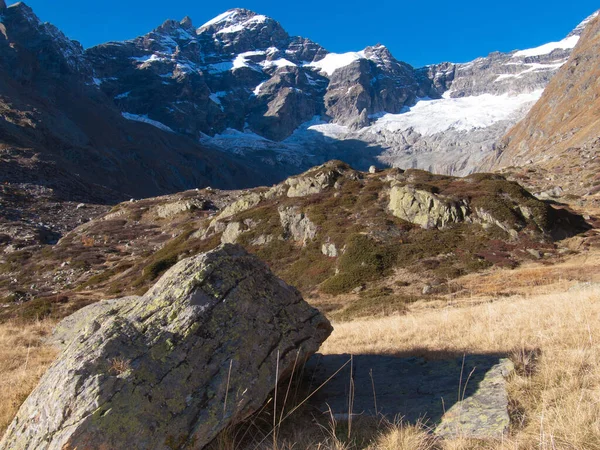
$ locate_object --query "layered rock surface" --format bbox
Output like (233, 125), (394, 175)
(0, 244), (332, 450)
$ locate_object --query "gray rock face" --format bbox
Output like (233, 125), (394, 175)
(278, 206), (317, 245)
(389, 185), (468, 229)
(321, 242), (338, 257)
(1, 244), (332, 450)
(324, 46), (423, 129)
(285, 161), (358, 197)
(84, 10), (433, 142)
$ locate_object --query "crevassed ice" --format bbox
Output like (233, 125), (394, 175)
(366, 90), (544, 136)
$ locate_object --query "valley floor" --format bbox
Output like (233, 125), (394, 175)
(2, 250), (600, 449)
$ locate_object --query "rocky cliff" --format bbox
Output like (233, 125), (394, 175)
(488, 13), (600, 199)
(0, 3), (291, 201)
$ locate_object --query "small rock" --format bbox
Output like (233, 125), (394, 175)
(368, 165), (377, 174)
(351, 285), (364, 294)
(526, 249), (542, 259)
(321, 242), (338, 258)
(279, 206), (317, 246)
(76, 203), (85, 210)
(422, 284), (432, 295)
(221, 221), (244, 244)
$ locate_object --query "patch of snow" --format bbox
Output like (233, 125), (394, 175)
(494, 62), (566, 82)
(199, 10), (239, 29)
(305, 73), (320, 86)
(215, 14), (267, 34)
(114, 91), (131, 100)
(131, 54), (166, 64)
(261, 58), (297, 69)
(209, 92), (227, 110)
(92, 77), (102, 86)
(202, 128), (278, 155)
(175, 62), (200, 74)
(217, 23), (245, 34)
(513, 35), (579, 58)
(306, 51), (366, 76)
(122, 112), (174, 133)
(206, 61), (233, 73)
(231, 51), (266, 71)
(253, 82), (266, 96)
(369, 90), (544, 136)
(306, 122), (350, 139)
(211, 128), (270, 141)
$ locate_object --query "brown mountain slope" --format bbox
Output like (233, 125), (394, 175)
(488, 14), (600, 199)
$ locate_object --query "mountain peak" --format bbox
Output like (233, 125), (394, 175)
(180, 16), (193, 29)
(197, 8), (275, 35)
(198, 8), (258, 30)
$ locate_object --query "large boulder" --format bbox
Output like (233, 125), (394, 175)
(1, 244), (332, 450)
(388, 185), (468, 229)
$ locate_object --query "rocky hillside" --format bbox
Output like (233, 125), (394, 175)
(488, 13), (600, 203)
(1, 162), (590, 322)
(0, 2), (292, 200)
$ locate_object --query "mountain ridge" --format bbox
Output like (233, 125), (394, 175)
(82, 5), (599, 175)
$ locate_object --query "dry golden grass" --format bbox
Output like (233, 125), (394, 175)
(0, 319), (57, 435)
(457, 250), (600, 299)
(3, 255), (600, 449)
(321, 285), (600, 449)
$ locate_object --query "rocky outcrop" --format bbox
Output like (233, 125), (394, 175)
(221, 221), (244, 243)
(154, 199), (208, 219)
(324, 46), (422, 129)
(285, 161), (358, 197)
(1, 244), (332, 450)
(389, 185), (468, 229)
(214, 192), (263, 221)
(278, 206), (317, 245)
(321, 242), (338, 257)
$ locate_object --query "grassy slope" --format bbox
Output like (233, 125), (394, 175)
(2, 252), (600, 448)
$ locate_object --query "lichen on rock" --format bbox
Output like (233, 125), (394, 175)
(388, 185), (468, 229)
(1, 244), (332, 450)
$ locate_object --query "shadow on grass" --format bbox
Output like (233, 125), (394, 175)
(303, 350), (508, 426)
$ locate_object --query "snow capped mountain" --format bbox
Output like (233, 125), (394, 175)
(82, 6), (599, 175)
(2, 2), (598, 184)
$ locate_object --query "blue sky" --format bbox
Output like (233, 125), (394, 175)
(21, 0), (599, 67)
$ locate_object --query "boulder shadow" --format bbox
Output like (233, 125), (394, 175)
(302, 351), (509, 428)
